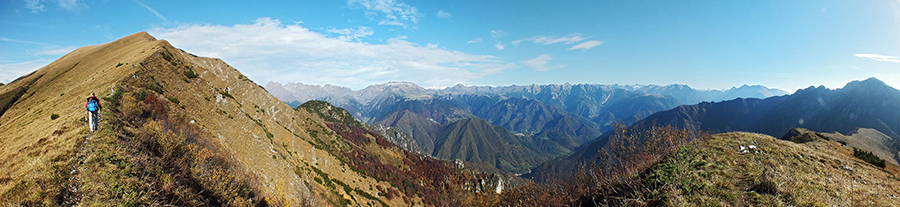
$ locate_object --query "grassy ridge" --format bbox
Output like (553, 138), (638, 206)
(491, 127), (900, 206)
(74, 85), (262, 206)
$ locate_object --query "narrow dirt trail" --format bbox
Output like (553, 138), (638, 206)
(58, 132), (91, 206)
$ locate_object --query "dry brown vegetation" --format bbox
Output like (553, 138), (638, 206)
(489, 125), (900, 206)
(29, 84), (266, 206)
(300, 100), (519, 206)
(463, 124), (707, 206)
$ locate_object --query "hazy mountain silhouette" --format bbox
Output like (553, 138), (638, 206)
(530, 78), (900, 181)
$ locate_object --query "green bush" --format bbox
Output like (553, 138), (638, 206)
(50, 113), (59, 120)
(166, 96), (180, 105)
(218, 90), (234, 99)
(854, 148), (886, 168)
(183, 69), (199, 79)
(159, 51), (173, 62)
(147, 83), (163, 94)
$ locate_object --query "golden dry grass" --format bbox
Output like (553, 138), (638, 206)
(0, 32), (162, 205)
(0, 31), (518, 206)
(641, 131), (900, 206)
(0, 32), (438, 206)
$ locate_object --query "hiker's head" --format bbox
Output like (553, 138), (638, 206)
(90, 92), (95, 97)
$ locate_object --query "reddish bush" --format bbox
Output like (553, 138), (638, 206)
(107, 85), (259, 206)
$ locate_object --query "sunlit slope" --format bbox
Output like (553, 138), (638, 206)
(640, 131), (900, 206)
(0, 32), (162, 203)
(0, 32), (505, 206)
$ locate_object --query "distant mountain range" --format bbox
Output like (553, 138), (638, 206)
(1, 32), (522, 206)
(267, 81), (789, 133)
(267, 81), (789, 173)
(530, 77), (900, 181)
(7, 31), (896, 206)
(269, 82), (788, 123)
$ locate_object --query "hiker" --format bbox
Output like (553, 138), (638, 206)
(85, 92), (101, 132)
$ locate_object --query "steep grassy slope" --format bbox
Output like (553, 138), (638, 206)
(376, 110), (441, 154)
(0, 32), (170, 205)
(630, 131), (900, 206)
(0, 32), (507, 206)
(297, 100), (519, 205)
(434, 118), (550, 174)
(496, 128), (900, 206)
(535, 78), (900, 182)
(787, 128), (898, 165)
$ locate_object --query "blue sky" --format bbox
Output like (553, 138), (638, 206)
(2, 0), (899, 92)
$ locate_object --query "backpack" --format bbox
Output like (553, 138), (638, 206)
(87, 99), (99, 112)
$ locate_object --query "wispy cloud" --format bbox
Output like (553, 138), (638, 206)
(512, 34), (586, 46)
(0, 59), (51, 84)
(36, 46), (77, 55)
(521, 54), (564, 71)
(57, 0), (86, 11)
(25, 0), (46, 13)
(133, 0), (170, 23)
(151, 18), (513, 89)
(495, 42), (505, 50)
(0, 37), (52, 45)
(0, 20), (54, 29)
(327, 26), (373, 42)
(466, 38), (483, 44)
(854, 53), (900, 63)
(22, 0), (86, 13)
(567, 40), (604, 50)
(436, 10), (452, 19)
(490, 30), (507, 38)
(348, 0), (421, 29)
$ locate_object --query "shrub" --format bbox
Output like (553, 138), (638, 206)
(183, 69), (198, 79)
(218, 90), (234, 100)
(147, 83), (163, 94)
(159, 51), (173, 62)
(166, 96), (179, 105)
(101, 85), (124, 112)
(103, 87), (261, 206)
(50, 113), (59, 120)
(137, 90), (147, 101)
(854, 148), (886, 168)
(493, 124), (708, 206)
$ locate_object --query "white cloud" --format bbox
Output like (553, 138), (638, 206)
(567, 40), (604, 50)
(0, 37), (51, 45)
(495, 42), (505, 50)
(25, 0), (46, 13)
(521, 54), (564, 71)
(466, 38), (483, 44)
(326, 26), (374, 42)
(426, 43), (439, 49)
(57, 0), (86, 11)
(151, 18), (513, 89)
(436, 10), (452, 19)
(0, 59), (51, 84)
(490, 30), (507, 38)
(513, 34), (586, 46)
(854, 53), (900, 63)
(348, 0), (421, 29)
(36, 46), (77, 55)
(22, 0), (85, 13)
(134, 0), (170, 23)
